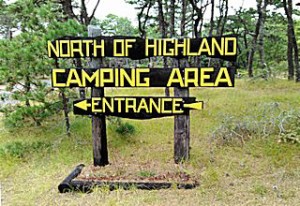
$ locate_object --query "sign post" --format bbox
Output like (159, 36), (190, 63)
(174, 60), (190, 163)
(88, 26), (109, 166)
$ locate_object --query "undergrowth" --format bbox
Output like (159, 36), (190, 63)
(211, 102), (300, 145)
(0, 140), (51, 158)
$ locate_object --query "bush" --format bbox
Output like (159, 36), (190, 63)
(0, 141), (51, 158)
(108, 117), (136, 136)
(212, 103), (300, 146)
(115, 122), (135, 135)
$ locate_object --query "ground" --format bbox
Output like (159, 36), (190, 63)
(0, 79), (299, 205)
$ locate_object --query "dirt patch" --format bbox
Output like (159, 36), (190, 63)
(76, 160), (199, 185)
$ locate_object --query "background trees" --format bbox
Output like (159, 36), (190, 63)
(0, 0), (84, 129)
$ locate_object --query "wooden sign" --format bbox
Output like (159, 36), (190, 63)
(52, 67), (235, 88)
(48, 35), (237, 62)
(73, 97), (203, 119)
(48, 31), (238, 165)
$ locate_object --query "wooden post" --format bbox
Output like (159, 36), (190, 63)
(88, 26), (109, 166)
(174, 67), (190, 164)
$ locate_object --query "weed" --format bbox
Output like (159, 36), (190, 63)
(252, 184), (268, 196)
(108, 117), (136, 136)
(138, 170), (156, 178)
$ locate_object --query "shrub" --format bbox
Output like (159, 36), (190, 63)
(0, 141), (51, 158)
(108, 117), (136, 136)
(211, 103), (300, 145)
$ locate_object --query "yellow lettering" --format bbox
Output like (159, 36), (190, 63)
(66, 69), (82, 86)
(200, 68), (214, 87)
(60, 40), (70, 57)
(145, 39), (157, 56)
(173, 99), (184, 114)
(82, 39), (93, 56)
(136, 68), (150, 87)
(167, 68), (184, 87)
(149, 98), (160, 113)
(52, 69), (66, 87)
(137, 98), (149, 113)
(187, 38), (197, 56)
(125, 98), (137, 113)
(99, 69), (114, 87)
(211, 38), (224, 56)
(70, 40), (84, 57)
(125, 39), (136, 56)
(161, 98), (172, 114)
(94, 39), (105, 57)
(163, 39), (175, 56)
(184, 68), (198, 87)
(225, 37), (237, 56)
(114, 39), (125, 56)
(92, 98), (101, 112)
(103, 98), (114, 113)
(81, 69), (99, 87)
(198, 38), (211, 56)
(119, 69), (135, 87)
(48, 41), (59, 57)
(215, 67), (233, 86)
(174, 39), (187, 56)
(115, 98), (125, 113)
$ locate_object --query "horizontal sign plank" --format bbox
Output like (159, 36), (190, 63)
(48, 36), (237, 61)
(73, 97), (203, 119)
(52, 67), (235, 88)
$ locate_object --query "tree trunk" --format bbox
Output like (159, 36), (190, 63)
(55, 60), (70, 135)
(209, 0), (215, 36)
(257, 0), (267, 75)
(171, 0), (175, 36)
(283, 0), (300, 82)
(287, 24), (294, 80)
(61, 90), (71, 136)
(247, 0), (263, 78)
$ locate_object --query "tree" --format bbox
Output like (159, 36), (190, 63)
(283, 0), (300, 82)
(96, 14), (139, 36)
(0, 0), (84, 129)
(247, 0), (268, 78)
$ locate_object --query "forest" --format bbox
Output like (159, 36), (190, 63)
(0, 0), (299, 205)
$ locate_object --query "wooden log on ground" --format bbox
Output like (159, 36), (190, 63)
(69, 180), (198, 192)
(58, 164), (85, 193)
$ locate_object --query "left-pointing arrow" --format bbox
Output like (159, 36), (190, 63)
(74, 100), (91, 111)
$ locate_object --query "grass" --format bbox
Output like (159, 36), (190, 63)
(0, 78), (300, 205)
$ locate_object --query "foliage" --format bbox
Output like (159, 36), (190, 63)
(212, 103), (300, 145)
(1, 79), (300, 205)
(108, 117), (136, 136)
(94, 14), (139, 36)
(0, 141), (51, 158)
(0, 0), (84, 128)
(138, 170), (156, 177)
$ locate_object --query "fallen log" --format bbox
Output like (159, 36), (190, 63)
(58, 164), (85, 193)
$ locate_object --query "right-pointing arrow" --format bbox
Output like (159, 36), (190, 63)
(74, 100), (91, 111)
(183, 102), (203, 110)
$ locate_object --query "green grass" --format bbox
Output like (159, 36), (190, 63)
(0, 79), (300, 205)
